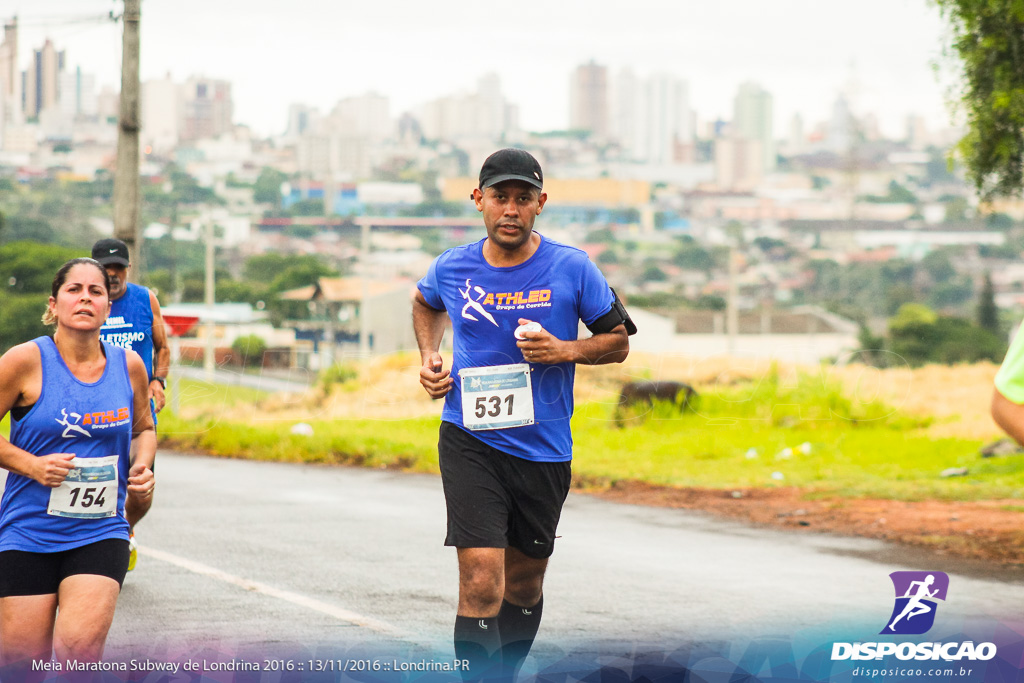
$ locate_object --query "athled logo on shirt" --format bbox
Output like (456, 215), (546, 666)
(460, 279), (551, 326)
(55, 406), (130, 438)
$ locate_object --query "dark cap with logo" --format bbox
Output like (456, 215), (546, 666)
(91, 238), (130, 267)
(478, 148), (543, 192)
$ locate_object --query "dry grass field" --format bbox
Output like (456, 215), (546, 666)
(199, 351), (1004, 443)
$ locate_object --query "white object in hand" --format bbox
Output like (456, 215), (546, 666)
(514, 321), (543, 339)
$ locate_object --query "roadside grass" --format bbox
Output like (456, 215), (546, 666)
(157, 371), (1024, 503)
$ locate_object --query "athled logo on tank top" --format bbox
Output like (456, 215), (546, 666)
(459, 279), (551, 325)
(55, 406), (130, 438)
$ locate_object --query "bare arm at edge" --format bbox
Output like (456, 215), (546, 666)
(412, 290), (453, 399)
(126, 351), (157, 471)
(149, 290), (170, 412)
(991, 388), (1024, 447)
(0, 343), (75, 486)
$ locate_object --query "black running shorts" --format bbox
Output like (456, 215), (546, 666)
(0, 538), (130, 597)
(438, 421), (572, 559)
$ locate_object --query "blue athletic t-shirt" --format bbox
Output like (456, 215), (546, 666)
(0, 337), (133, 552)
(417, 234), (614, 462)
(100, 282), (155, 380)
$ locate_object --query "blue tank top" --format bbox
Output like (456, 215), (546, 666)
(0, 337), (133, 552)
(418, 235), (614, 462)
(100, 282), (155, 380)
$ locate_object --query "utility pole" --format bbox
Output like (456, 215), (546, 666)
(204, 220), (216, 382)
(112, 0), (141, 275)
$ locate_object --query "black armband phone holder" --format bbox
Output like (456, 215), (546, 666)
(586, 288), (637, 336)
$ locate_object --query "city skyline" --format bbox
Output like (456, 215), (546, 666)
(10, 0), (956, 139)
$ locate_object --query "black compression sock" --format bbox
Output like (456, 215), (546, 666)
(454, 615), (501, 681)
(498, 596), (543, 680)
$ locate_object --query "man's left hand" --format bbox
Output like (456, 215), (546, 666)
(127, 462), (154, 499)
(149, 380), (166, 413)
(515, 318), (568, 364)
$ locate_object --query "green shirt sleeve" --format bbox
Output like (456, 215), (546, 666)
(995, 324), (1024, 403)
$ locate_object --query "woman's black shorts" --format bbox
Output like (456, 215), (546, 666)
(0, 538), (130, 597)
(438, 421), (572, 559)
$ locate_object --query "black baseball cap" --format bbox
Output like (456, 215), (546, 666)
(478, 148), (543, 192)
(92, 238), (130, 267)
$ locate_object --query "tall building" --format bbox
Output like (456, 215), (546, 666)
(715, 136), (763, 190)
(417, 74), (518, 143)
(180, 76), (232, 141)
(142, 75), (182, 152)
(569, 60), (609, 140)
(643, 73), (692, 163)
(285, 103), (317, 140)
(58, 66), (97, 119)
(0, 16), (19, 124)
(827, 94), (855, 152)
(906, 114), (929, 150)
(733, 82), (774, 172)
(24, 38), (64, 119)
(610, 69), (693, 164)
(330, 92), (391, 141)
(610, 68), (641, 155)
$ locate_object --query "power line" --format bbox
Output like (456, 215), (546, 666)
(13, 13), (115, 28)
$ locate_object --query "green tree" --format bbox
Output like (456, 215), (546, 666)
(231, 334), (267, 367)
(254, 167), (289, 205)
(0, 217), (61, 246)
(693, 294), (726, 311)
(928, 277), (975, 309)
(888, 304), (940, 366)
(944, 196), (970, 222)
(921, 250), (956, 283)
(243, 254), (337, 289)
(289, 199), (324, 217)
(269, 261), (339, 293)
(640, 264), (668, 282)
(888, 180), (919, 203)
(887, 303), (1005, 365)
(0, 242), (81, 294)
(0, 294), (50, 353)
(932, 317), (1006, 364)
(673, 244), (714, 271)
(934, 0), (1024, 199)
(885, 283), (917, 315)
(985, 212), (1015, 229)
(977, 271), (1000, 333)
(585, 228), (616, 244)
(857, 323), (888, 367)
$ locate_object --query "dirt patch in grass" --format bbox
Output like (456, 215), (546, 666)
(584, 480), (1024, 566)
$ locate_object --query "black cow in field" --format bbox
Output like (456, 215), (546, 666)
(618, 380), (697, 412)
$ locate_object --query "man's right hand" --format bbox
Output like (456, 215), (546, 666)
(419, 352), (453, 399)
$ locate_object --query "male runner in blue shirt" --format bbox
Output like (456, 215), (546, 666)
(414, 148), (633, 681)
(91, 238), (169, 571)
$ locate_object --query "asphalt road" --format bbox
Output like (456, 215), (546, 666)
(97, 451), (1024, 679)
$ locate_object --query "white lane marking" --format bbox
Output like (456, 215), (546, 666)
(140, 546), (409, 638)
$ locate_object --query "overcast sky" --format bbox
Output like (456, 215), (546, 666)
(10, 0), (961, 139)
